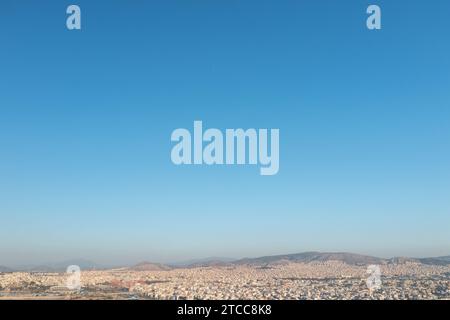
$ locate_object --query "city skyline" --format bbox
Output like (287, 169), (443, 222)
(1, 256), (449, 300)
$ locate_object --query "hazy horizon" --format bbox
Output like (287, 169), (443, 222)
(3, 248), (450, 269)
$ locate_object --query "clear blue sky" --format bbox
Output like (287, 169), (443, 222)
(0, 0), (449, 266)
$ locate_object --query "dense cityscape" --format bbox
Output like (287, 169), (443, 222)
(1, 261), (449, 300)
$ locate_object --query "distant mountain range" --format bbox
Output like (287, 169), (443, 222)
(2, 252), (450, 273)
(2, 259), (105, 273)
(234, 252), (385, 266)
(419, 256), (450, 265)
(389, 255), (450, 266)
(170, 257), (235, 268)
(235, 252), (450, 267)
(130, 252), (450, 270)
(129, 261), (172, 271)
(0, 266), (13, 273)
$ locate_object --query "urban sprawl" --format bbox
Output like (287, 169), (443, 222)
(0, 261), (449, 300)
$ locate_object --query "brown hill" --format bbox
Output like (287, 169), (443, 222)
(129, 261), (172, 271)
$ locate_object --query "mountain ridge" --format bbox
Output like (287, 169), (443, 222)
(129, 261), (172, 271)
(3, 252), (450, 271)
(0, 266), (13, 273)
(234, 251), (385, 266)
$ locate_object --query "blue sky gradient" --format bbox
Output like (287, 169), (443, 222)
(1, 0), (449, 266)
